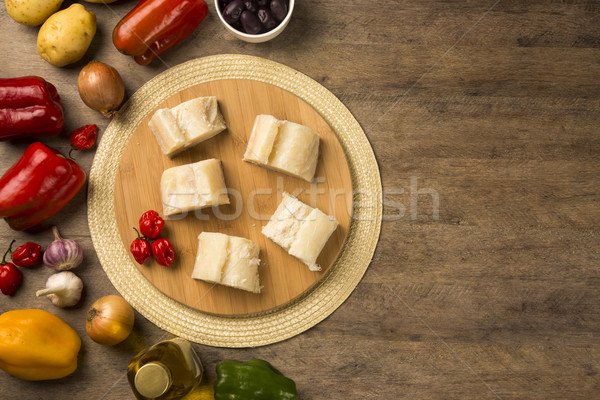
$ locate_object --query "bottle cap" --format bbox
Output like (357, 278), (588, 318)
(134, 362), (172, 398)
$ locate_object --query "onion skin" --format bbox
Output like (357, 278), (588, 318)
(86, 295), (134, 346)
(78, 62), (125, 118)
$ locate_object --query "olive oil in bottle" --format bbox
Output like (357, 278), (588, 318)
(127, 338), (203, 400)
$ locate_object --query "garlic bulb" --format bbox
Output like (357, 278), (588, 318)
(36, 271), (84, 308)
(43, 226), (83, 270)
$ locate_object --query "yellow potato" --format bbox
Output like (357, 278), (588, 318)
(37, 4), (96, 67)
(5, 0), (63, 26)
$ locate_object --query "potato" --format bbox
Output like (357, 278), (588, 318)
(37, 4), (96, 67)
(5, 0), (63, 26)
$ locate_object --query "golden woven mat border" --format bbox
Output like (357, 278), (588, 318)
(88, 54), (382, 348)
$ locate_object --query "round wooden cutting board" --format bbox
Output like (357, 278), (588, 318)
(114, 79), (352, 316)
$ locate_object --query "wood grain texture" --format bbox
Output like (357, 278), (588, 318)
(0, 0), (599, 399)
(114, 79), (352, 315)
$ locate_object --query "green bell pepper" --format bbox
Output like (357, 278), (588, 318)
(214, 359), (298, 400)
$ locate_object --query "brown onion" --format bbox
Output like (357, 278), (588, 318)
(86, 295), (134, 345)
(78, 61), (125, 118)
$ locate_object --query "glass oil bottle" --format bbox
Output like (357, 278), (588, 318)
(127, 338), (203, 400)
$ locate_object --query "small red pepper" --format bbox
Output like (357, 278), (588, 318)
(113, 0), (208, 65)
(0, 142), (87, 231)
(11, 241), (42, 267)
(0, 76), (64, 141)
(70, 124), (97, 155)
(130, 228), (152, 264)
(139, 210), (164, 239)
(0, 241), (22, 295)
(151, 238), (174, 266)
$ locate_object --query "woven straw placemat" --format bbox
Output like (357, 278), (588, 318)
(88, 54), (382, 347)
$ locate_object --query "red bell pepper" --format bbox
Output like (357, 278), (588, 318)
(0, 76), (64, 141)
(113, 0), (208, 65)
(0, 142), (86, 231)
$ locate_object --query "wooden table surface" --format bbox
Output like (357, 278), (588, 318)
(1, 1), (599, 399)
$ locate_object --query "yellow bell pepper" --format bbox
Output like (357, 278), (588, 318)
(0, 309), (81, 380)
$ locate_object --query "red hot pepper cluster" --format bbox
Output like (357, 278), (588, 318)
(0, 240), (42, 296)
(130, 210), (174, 267)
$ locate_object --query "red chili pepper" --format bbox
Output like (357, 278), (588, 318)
(151, 237), (174, 266)
(0, 142), (87, 231)
(11, 241), (42, 267)
(113, 0), (208, 65)
(70, 124), (97, 153)
(139, 210), (164, 239)
(0, 241), (22, 295)
(0, 76), (64, 141)
(130, 228), (152, 264)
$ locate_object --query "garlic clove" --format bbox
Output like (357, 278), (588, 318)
(36, 271), (83, 308)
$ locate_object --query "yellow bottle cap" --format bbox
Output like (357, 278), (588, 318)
(135, 362), (172, 398)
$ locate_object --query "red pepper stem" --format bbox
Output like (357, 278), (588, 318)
(52, 225), (63, 241)
(68, 146), (77, 160)
(133, 227), (144, 240)
(2, 239), (16, 264)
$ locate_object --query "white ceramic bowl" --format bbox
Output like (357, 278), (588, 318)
(214, 0), (295, 43)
